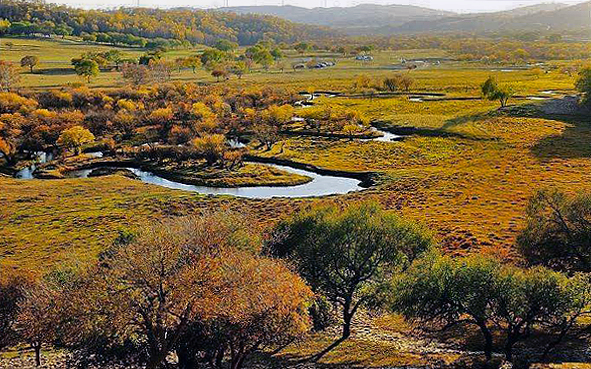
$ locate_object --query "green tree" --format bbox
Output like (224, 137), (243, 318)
(294, 42), (310, 54)
(575, 66), (591, 105)
(73, 59), (99, 83)
(481, 77), (514, 108)
(518, 189), (591, 272)
(393, 253), (591, 362)
(200, 49), (226, 67)
(214, 39), (238, 52)
(267, 202), (433, 342)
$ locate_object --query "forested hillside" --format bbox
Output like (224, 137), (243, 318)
(0, 0), (337, 47)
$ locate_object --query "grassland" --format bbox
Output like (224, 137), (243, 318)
(2, 36), (589, 265)
(2, 35), (591, 367)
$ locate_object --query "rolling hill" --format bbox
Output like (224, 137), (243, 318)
(219, 4), (454, 35)
(219, 2), (590, 35)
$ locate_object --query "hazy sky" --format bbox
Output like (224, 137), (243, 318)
(51, 0), (587, 13)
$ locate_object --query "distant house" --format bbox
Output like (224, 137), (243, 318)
(355, 55), (373, 61)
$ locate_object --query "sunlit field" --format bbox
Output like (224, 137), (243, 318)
(2, 28), (591, 369)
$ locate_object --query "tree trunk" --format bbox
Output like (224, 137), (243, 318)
(176, 346), (197, 369)
(504, 335), (515, 362)
(477, 323), (493, 361)
(33, 343), (41, 367)
(342, 308), (353, 340)
(215, 346), (225, 369)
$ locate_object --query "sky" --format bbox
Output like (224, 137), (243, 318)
(51, 0), (587, 14)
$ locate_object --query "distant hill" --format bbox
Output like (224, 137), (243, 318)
(219, 4), (454, 35)
(394, 2), (589, 33)
(0, 0), (338, 46)
(219, 2), (590, 35)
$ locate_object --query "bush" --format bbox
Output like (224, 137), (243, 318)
(0, 92), (38, 114)
(392, 253), (591, 362)
(518, 189), (591, 272)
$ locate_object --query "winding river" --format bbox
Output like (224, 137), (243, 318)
(67, 164), (365, 199)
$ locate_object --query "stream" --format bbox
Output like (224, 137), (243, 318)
(66, 163), (365, 199)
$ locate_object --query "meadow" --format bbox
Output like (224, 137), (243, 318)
(0, 34), (588, 270)
(2, 34), (591, 368)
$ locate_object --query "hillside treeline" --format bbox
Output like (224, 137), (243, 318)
(0, 0), (337, 47)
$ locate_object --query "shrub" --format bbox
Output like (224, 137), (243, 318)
(57, 125), (95, 155)
(191, 133), (226, 166)
(393, 253), (591, 362)
(0, 92), (37, 114)
(0, 61), (21, 92)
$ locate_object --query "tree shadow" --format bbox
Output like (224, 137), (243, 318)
(306, 337), (347, 363)
(248, 339), (365, 369)
(504, 101), (591, 161)
(440, 112), (496, 139)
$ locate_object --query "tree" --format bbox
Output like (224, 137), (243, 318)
(73, 59), (99, 83)
(0, 271), (33, 352)
(70, 217), (229, 369)
(229, 61), (247, 79)
(16, 280), (61, 366)
(176, 254), (312, 369)
(57, 125), (94, 155)
(267, 202), (433, 342)
(200, 49), (226, 67)
(393, 254), (500, 361)
(0, 61), (20, 92)
(575, 66), (591, 106)
(481, 77), (514, 108)
(517, 189), (591, 272)
(56, 214), (305, 369)
(211, 69), (228, 82)
(183, 56), (201, 73)
(120, 62), (150, 85)
(214, 39), (238, 52)
(54, 24), (73, 38)
(294, 42), (310, 54)
(393, 253), (591, 362)
(191, 134), (226, 166)
(20, 55), (39, 73)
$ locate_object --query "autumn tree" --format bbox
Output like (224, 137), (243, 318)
(57, 125), (94, 155)
(183, 56), (201, 73)
(191, 133), (226, 166)
(120, 62), (150, 85)
(113, 109), (137, 138)
(176, 254), (312, 369)
(0, 271), (33, 352)
(267, 202), (433, 342)
(211, 68), (229, 82)
(20, 55), (39, 73)
(56, 213), (308, 369)
(70, 217), (229, 369)
(16, 280), (62, 366)
(0, 61), (21, 92)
